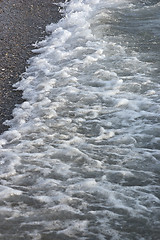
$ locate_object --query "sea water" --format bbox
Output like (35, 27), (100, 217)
(0, 0), (160, 239)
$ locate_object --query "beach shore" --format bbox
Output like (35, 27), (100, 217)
(0, 0), (62, 134)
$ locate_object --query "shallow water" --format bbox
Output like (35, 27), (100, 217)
(0, 0), (160, 239)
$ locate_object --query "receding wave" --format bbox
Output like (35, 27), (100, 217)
(0, 0), (160, 239)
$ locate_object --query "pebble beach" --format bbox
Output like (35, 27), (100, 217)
(0, 0), (62, 133)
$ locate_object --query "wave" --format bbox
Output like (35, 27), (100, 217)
(0, 0), (160, 239)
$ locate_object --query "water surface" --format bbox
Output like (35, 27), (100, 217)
(0, 0), (160, 239)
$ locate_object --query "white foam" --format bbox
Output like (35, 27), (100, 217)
(0, 186), (22, 199)
(0, 0), (160, 238)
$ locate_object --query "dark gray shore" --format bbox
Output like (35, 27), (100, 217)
(0, 0), (62, 134)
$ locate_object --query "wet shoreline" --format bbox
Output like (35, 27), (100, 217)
(0, 0), (62, 134)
